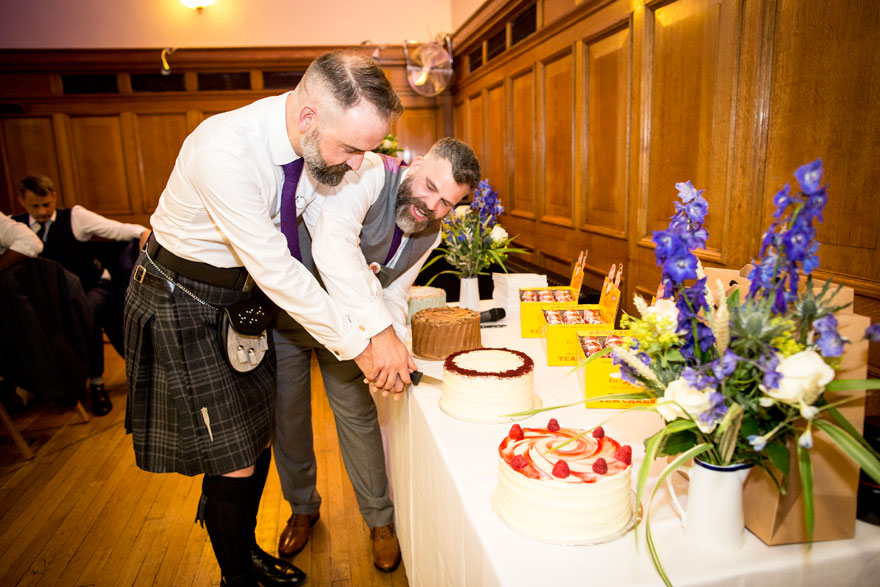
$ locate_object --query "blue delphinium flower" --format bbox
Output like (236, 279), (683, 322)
(795, 159), (824, 194)
(759, 353), (781, 389)
(471, 179), (503, 226)
(866, 324), (880, 342)
(700, 392), (728, 428)
(813, 314), (845, 358)
(653, 180), (709, 296)
(748, 159), (827, 315)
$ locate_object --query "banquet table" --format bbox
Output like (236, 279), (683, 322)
(375, 301), (880, 586)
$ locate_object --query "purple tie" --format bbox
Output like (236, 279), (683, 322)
(280, 158), (305, 261)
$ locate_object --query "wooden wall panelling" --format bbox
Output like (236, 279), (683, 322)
(393, 107), (440, 159)
(485, 82), (507, 193)
(119, 112), (144, 221)
(510, 67), (537, 222)
(539, 48), (575, 227)
(453, 99), (467, 146)
(583, 26), (630, 239)
(467, 92), (486, 169)
(632, 0), (741, 301)
(67, 115), (132, 215)
(133, 113), (188, 216)
(0, 117), (61, 213)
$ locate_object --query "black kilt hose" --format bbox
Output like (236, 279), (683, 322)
(123, 250), (275, 476)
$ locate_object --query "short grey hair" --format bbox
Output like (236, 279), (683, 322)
(427, 138), (481, 189)
(304, 50), (403, 120)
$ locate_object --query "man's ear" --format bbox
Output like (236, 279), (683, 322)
(298, 105), (316, 134)
(408, 155), (424, 170)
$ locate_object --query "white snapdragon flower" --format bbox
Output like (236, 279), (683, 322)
(644, 298), (680, 335)
(454, 205), (470, 218)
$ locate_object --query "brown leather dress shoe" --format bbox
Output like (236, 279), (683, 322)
(370, 524), (401, 572)
(278, 512), (319, 557)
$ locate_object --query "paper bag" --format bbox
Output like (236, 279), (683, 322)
(743, 311), (870, 544)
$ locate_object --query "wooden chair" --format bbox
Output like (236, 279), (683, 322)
(0, 380), (90, 461)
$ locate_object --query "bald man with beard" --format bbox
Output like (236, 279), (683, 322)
(123, 50), (407, 587)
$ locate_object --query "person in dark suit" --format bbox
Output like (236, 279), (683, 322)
(14, 175), (149, 415)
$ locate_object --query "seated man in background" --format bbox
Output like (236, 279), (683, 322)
(274, 138), (480, 571)
(0, 211), (93, 406)
(13, 175), (149, 415)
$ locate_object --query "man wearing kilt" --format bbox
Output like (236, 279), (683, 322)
(123, 50), (409, 587)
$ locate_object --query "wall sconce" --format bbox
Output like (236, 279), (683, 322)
(180, 0), (215, 12)
(161, 48), (177, 76)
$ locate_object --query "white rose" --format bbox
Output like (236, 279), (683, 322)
(656, 378), (716, 432)
(764, 350), (834, 406)
(489, 225), (508, 243)
(454, 206), (470, 218)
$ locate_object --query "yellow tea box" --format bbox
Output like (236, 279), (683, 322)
(543, 280), (621, 365)
(518, 287), (578, 338)
(579, 330), (655, 409)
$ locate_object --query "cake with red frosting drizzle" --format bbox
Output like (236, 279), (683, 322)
(440, 348), (539, 423)
(492, 419), (634, 544)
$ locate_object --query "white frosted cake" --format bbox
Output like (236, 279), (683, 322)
(439, 348), (539, 423)
(492, 420), (634, 544)
(407, 285), (447, 323)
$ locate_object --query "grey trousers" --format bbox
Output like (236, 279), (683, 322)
(272, 312), (394, 528)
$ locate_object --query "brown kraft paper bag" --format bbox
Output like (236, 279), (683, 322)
(742, 288), (869, 545)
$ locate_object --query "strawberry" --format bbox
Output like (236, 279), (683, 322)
(614, 445), (633, 465)
(509, 424), (524, 440)
(592, 458), (608, 474)
(547, 418), (560, 432)
(552, 460), (570, 478)
(592, 426), (605, 439)
(510, 455), (528, 470)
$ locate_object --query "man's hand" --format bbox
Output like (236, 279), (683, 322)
(366, 326), (416, 393)
(138, 229), (151, 251)
(353, 344), (378, 383)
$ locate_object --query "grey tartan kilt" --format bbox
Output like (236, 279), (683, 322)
(123, 250), (275, 477)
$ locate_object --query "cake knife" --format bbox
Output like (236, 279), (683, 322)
(410, 371), (441, 386)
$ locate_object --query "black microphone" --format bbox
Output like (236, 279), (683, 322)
(479, 307), (506, 323)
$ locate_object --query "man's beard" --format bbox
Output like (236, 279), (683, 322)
(301, 127), (351, 186)
(395, 176), (436, 234)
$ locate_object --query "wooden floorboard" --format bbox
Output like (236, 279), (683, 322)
(0, 343), (409, 586)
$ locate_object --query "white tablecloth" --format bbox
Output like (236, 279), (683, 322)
(376, 302), (880, 586)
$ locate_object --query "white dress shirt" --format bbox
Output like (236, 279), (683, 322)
(25, 205), (147, 244)
(150, 92), (368, 360)
(307, 151), (441, 344)
(0, 211), (43, 257)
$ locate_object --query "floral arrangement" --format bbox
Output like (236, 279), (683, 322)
(372, 133), (403, 157)
(423, 179), (525, 280)
(605, 160), (880, 584)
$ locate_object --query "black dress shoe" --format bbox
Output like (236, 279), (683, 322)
(251, 546), (306, 586)
(90, 383), (112, 416)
